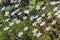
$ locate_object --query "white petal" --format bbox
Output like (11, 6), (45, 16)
(53, 7), (58, 11)
(9, 22), (14, 26)
(24, 10), (29, 14)
(45, 26), (51, 31)
(36, 5), (40, 10)
(5, 18), (10, 22)
(23, 16), (27, 20)
(15, 20), (21, 24)
(32, 29), (38, 33)
(17, 32), (23, 37)
(4, 11), (9, 16)
(42, 6), (46, 10)
(1, 6), (5, 11)
(40, 22), (45, 26)
(47, 12), (51, 16)
(24, 27), (28, 31)
(3, 27), (9, 31)
(41, 14), (45, 17)
(36, 32), (42, 37)
(15, 4), (19, 8)
(52, 20), (56, 25)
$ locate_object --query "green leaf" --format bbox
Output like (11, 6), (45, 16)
(27, 0), (36, 11)
(27, 5), (35, 11)
(37, 2), (44, 6)
(56, 29), (60, 37)
(0, 32), (6, 40)
(6, 5), (14, 11)
(30, 0), (36, 5)
(40, 34), (51, 40)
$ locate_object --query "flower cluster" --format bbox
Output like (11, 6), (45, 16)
(0, 0), (60, 40)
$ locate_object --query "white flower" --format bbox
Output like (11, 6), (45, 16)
(40, 22), (45, 26)
(55, 12), (59, 17)
(53, 7), (58, 11)
(56, 10), (60, 15)
(36, 32), (42, 37)
(37, 17), (42, 20)
(3, 26), (9, 31)
(55, 10), (60, 18)
(23, 16), (27, 20)
(55, 10), (60, 15)
(30, 16), (35, 20)
(36, 5), (40, 10)
(50, 1), (60, 5)
(24, 10), (29, 14)
(45, 26), (51, 31)
(42, 6), (46, 10)
(15, 20), (21, 24)
(52, 20), (56, 25)
(9, 22), (14, 26)
(15, 9), (20, 12)
(55, 12), (59, 15)
(5, 18), (10, 22)
(36, 17), (42, 23)
(17, 32), (23, 37)
(47, 15), (52, 19)
(47, 12), (51, 16)
(57, 14), (60, 18)
(50, 1), (57, 5)
(15, 4), (19, 8)
(32, 22), (37, 26)
(34, 15), (39, 18)
(32, 29), (38, 33)
(13, 18), (17, 21)
(18, 12), (22, 15)
(11, 12), (15, 15)
(41, 13), (45, 17)
(24, 27), (28, 31)
(1, 6), (5, 11)
(4, 11), (9, 16)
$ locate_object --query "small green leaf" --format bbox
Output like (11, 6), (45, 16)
(56, 29), (60, 37)
(27, 5), (35, 11)
(30, 0), (36, 5)
(6, 5), (14, 11)
(0, 32), (6, 40)
(37, 2), (44, 6)
(40, 34), (51, 40)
